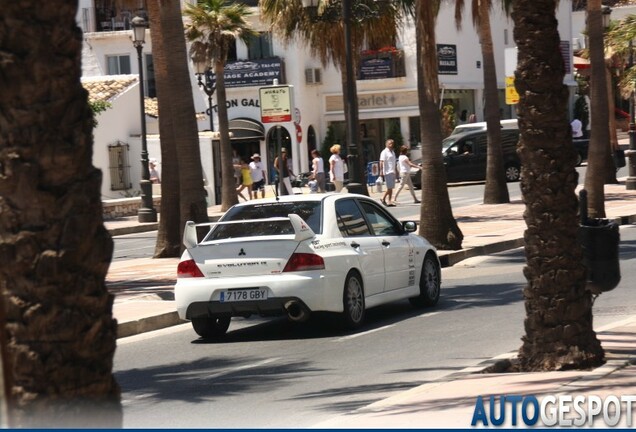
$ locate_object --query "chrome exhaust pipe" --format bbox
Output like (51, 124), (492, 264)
(284, 300), (309, 322)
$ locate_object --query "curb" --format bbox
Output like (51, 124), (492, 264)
(117, 311), (186, 339)
(108, 222), (159, 237)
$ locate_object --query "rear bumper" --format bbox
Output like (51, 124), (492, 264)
(175, 272), (344, 320)
(184, 296), (305, 320)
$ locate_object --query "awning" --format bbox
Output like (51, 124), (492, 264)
(229, 118), (265, 140)
(573, 55), (590, 70)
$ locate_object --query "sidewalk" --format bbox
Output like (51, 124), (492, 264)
(105, 178), (636, 428)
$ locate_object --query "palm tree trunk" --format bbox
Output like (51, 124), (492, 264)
(148, 0), (209, 257)
(216, 60), (239, 211)
(480, 2), (510, 204)
(584, 0), (610, 218)
(0, 2), (122, 425)
(512, 0), (604, 371)
(415, 0), (463, 250)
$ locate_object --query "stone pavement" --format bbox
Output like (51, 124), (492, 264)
(104, 178), (636, 428)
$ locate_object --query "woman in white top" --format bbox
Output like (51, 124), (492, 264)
(311, 149), (326, 193)
(394, 145), (421, 204)
(329, 144), (345, 192)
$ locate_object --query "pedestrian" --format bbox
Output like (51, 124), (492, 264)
(571, 117), (583, 138)
(249, 153), (266, 199)
(232, 149), (242, 186)
(394, 146), (421, 204)
(149, 158), (160, 184)
(329, 144), (345, 192)
(235, 159), (253, 201)
(311, 149), (326, 193)
(274, 147), (295, 195)
(379, 138), (397, 206)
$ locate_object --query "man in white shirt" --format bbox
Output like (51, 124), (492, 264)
(379, 139), (397, 206)
(249, 153), (266, 199)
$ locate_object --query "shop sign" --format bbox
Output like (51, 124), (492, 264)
(205, 57), (283, 88)
(437, 44), (458, 75)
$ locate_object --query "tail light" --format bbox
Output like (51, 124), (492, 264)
(177, 259), (204, 278)
(283, 253), (325, 272)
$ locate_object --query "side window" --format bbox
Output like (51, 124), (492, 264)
(475, 135), (488, 154)
(359, 201), (402, 236)
(335, 199), (371, 237)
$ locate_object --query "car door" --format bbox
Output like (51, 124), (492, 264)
(472, 134), (488, 180)
(358, 200), (413, 292)
(334, 198), (385, 298)
(445, 138), (478, 182)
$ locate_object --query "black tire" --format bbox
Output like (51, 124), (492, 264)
(409, 253), (441, 307)
(342, 271), (365, 329)
(191, 315), (231, 339)
(504, 163), (521, 182)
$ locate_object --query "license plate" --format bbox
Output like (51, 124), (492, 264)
(220, 289), (268, 302)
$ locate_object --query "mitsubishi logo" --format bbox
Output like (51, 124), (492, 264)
(238, 248), (246, 256)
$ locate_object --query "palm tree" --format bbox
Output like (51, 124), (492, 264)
(511, 0), (604, 371)
(0, 2), (121, 426)
(260, 0), (407, 197)
(454, 0), (511, 204)
(184, 0), (257, 212)
(148, 0), (210, 258)
(414, 0), (464, 249)
(584, 0), (612, 218)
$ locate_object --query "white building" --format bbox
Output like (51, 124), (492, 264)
(78, 0), (575, 204)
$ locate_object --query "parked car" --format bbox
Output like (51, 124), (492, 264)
(409, 128), (521, 188)
(175, 194), (441, 339)
(450, 119), (518, 136)
(409, 129), (589, 188)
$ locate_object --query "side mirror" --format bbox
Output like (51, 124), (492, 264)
(403, 221), (417, 232)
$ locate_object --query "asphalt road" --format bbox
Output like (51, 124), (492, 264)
(113, 224), (636, 428)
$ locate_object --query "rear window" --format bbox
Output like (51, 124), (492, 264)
(205, 201), (322, 240)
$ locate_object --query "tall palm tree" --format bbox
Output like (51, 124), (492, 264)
(184, 0), (257, 212)
(454, 0), (511, 204)
(148, 0), (210, 258)
(511, 0), (604, 371)
(584, 0), (612, 218)
(0, 1), (121, 426)
(415, 0), (464, 249)
(260, 0), (407, 197)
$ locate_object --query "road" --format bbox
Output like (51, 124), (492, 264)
(113, 224), (636, 428)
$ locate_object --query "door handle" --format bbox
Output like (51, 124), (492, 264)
(382, 240), (391, 247)
(350, 241), (360, 249)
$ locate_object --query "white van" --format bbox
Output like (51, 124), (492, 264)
(450, 119), (518, 136)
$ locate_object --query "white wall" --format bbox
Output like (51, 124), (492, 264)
(89, 77), (145, 200)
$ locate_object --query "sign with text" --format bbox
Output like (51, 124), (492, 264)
(259, 85), (294, 123)
(206, 57), (283, 88)
(437, 44), (457, 75)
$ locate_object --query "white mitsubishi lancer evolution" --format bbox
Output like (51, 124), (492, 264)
(175, 193), (441, 339)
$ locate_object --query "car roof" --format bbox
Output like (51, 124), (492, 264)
(446, 127), (519, 140)
(230, 192), (371, 208)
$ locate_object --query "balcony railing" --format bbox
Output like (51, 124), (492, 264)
(358, 47), (406, 80)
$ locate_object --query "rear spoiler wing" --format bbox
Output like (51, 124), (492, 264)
(183, 213), (315, 249)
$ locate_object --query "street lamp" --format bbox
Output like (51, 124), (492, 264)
(301, 0), (367, 195)
(193, 58), (216, 132)
(131, 15), (157, 223)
